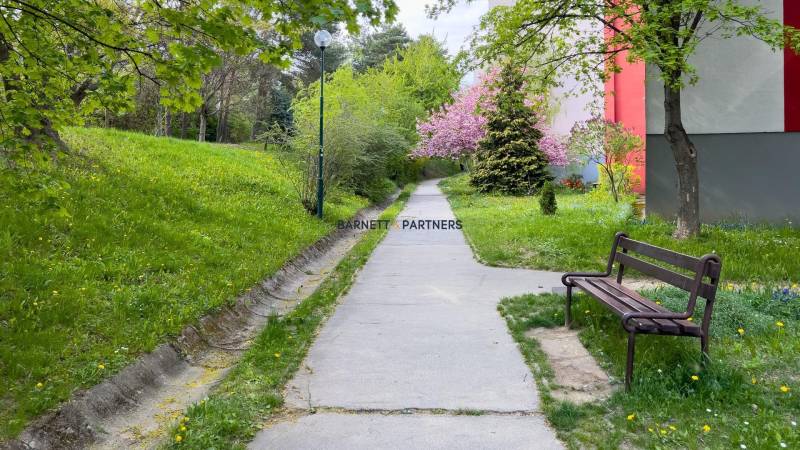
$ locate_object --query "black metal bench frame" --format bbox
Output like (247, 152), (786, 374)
(561, 232), (722, 391)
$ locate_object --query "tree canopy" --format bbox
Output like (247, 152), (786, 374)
(0, 0), (397, 155)
(352, 24), (412, 72)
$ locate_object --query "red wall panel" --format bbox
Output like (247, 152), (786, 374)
(605, 23), (647, 193)
(786, 0), (800, 131)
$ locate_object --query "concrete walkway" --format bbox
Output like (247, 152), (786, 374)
(250, 180), (565, 449)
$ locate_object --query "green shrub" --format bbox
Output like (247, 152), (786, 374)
(356, 177), (397, 203)
(539, 182), (557, 215)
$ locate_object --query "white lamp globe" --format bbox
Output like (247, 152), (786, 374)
(314, 29), (332, 49)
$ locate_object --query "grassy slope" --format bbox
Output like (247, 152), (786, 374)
(441, 174), (799, 283)
(501, 289), (799, 449)
(0, 128), (366, 439)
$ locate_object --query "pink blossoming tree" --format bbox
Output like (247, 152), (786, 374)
(411, 69), (568, 167)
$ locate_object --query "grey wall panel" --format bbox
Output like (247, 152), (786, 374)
(646, 133), (800, 225)
(646, 0), (784, 135)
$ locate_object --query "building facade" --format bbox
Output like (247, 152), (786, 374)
(488, 0), (799, 224)
(640, 0), (800, 224)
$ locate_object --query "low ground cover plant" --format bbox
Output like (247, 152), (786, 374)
(500, 287), (799, 449)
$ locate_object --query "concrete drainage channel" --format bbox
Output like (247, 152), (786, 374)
(7, 194), (398, 450)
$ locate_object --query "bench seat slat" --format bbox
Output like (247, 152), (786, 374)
(588, 280), (686, 334)
(571, 277), (701, 336)
(593, 280), (699, 335)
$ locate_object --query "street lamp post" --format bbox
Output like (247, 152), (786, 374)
(314, 30), (332, 219)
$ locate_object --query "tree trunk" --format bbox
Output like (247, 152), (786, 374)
(180, 112), (188, 139)
(26, 118), (70, 157)
(663, 83), (700, 238)
(198, 107), (207, 142)
(165, 110), (172, 137)
(216, 72), (234, 143)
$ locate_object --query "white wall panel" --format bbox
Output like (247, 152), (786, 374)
(646, 0), (784, 134)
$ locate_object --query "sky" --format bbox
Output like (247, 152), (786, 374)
(394, 0), (488, 57)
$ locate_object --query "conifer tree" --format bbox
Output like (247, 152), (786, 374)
(470, 64), (552, 195)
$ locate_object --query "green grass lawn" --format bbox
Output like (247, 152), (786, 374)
(0, 127), (367, 440)
(501, 288), (799, 449)
(441, 174), (799, 283)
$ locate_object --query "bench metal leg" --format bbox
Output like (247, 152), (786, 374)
(565, 285), (573, 327)
(625, 331), (636, 392)
(700, 334), (709, 366)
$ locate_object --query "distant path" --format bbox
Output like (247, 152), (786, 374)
(250, 179), (565, 449)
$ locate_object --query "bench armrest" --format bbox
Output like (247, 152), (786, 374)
(562, 231), (627, 287)
(621, 311), (691, 331)
(561, 271), (609, 287)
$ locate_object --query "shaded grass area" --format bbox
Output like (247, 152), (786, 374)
(0, 128), (367, 439)
(500, 288), (799, 449)
(160, 185), (414, 449)
(441, 174), (799, 283)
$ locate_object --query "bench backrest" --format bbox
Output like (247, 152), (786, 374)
(609, 232), (722, 326)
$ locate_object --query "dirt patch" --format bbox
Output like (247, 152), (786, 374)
(6, 194), (398, 450)
(524, 327), (614, 404)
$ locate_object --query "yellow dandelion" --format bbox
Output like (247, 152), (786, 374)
(687, 317), (694, 321)
(737, 328), (745, 335)
(627, 413), (635, 421)
(691, 375), (700, 381)
(36, 382), (43, 389)
(776, 321), (785, 328)
(780, 385), (791, 393)
(274, 352), (281, 358)
(648, 427), (654, 432)
(180, 426), (187, 432)
(752, 377), (758, 385)
(97, 363), (105, 370)
(181, 416), (189, 423)
(792, 283), (798, 290)
(175, 435), (182, 443)
(655, 300), (662, 305)
(660, 429), (667, 435)
(669, 425), (677, 431)
(703, 424), (711, 433)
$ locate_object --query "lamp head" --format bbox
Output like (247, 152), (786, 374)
(314, 30), (332, 49)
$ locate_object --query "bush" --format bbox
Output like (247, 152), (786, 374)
(567, 118), (643, 202)
(539, 182), (557, 215)
(560, 173), (584, 191)
(356, 177), (397, 203)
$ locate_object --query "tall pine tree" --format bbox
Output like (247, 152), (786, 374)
(471, 64), (552, 195)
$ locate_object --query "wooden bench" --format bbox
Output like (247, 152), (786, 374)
(561, 232), (722, 391)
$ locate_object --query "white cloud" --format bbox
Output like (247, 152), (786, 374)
(394, 0), (488, 57)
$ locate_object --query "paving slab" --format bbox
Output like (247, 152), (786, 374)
(250, 413), (564, 450)
(251, 179), (565, 448)
(525, 327), (614, 404)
